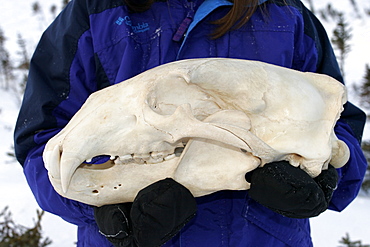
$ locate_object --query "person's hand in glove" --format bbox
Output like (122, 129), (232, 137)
(94, 178), (197, 247)
(245, 161), (338, 218)
(94, 203), (135, 247)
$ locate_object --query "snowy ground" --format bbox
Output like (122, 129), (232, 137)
(0, 0), (369, 246)
(0, 89), (77, 246)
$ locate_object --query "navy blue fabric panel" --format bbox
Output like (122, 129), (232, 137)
(14, 0), (127, 165)
(53, 29), (98, 127)
(15, 0), (91, 165)
(330, 120), (367, 211)
(341, 102), (367, 143)
(300, 2), (343, 83)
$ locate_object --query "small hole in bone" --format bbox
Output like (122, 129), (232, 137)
(114, 187), (117, 189)
(118, 184), (122, 186)
(174, 147), (184, 157)
(100, 185), (104, 188)
(92, 190), (99, 194)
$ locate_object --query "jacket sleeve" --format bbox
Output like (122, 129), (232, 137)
(299, 2), (367, 211)
(14, 0), (105, 226)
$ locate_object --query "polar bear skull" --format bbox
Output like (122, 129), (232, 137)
(43, 58), (349, 206)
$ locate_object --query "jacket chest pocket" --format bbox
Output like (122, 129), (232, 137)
(96, 24), (179, 84)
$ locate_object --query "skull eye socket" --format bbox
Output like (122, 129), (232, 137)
(146, 77), (221, 118)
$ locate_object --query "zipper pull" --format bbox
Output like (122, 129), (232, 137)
(172, 16), (193, 42)
(173, 1), (196, 42)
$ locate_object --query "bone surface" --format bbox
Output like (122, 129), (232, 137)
(43, 58), (349, 206)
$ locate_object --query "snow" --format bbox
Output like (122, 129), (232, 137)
(0, 91), (77, 245)
(311, 196), (370, 246)
(0, 0), (369, 246)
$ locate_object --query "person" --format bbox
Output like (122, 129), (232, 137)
(14, 0), (367, 246)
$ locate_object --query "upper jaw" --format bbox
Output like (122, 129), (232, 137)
(111, 146), (185, 165)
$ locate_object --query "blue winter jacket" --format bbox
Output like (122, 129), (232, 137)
(14, 0), (367, 246)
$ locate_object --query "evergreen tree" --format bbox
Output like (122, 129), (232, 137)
(305, 0), (315, 14)
(357, 65), (370, 192)
(62, 0), (70, 9)
(331, 13), (352, 79)
(15, 34), (30, 99)
(339, 233), (370, 247)
(0, 27), (14, 90)
(348, 0), (360, 17)
(319, 3), (340, 22)
(361, 141), (370, 193)
(0, 207), (52, 247)
(359, 65), (370, 109)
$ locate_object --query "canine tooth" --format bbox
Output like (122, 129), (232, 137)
(60, 154), (83, 194)
(86, 158), (92, 163)
(44, 144), (61, 179)
(164, 153), (176, 161)
(110, 155), (116, 160)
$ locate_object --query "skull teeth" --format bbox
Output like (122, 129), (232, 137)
(111, 147), (185, 165)
(113, 153), (174, 165)
(119, 154), (134, 162)
(164, 153), (176, 161)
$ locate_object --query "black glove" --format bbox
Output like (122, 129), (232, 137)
(94, 203), (136, 247)
(245, 161), (338, 218)
(94, 178), (197, 247)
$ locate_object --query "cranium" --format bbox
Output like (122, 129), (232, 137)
(43, 58), (349, 206)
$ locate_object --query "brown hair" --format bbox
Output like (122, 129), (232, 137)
(212, 0), (263, 39)
(123, 0), (265, 39)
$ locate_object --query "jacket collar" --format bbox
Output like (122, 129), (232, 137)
(190, 0), (269, 37)
(177, 0), (269, 59)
